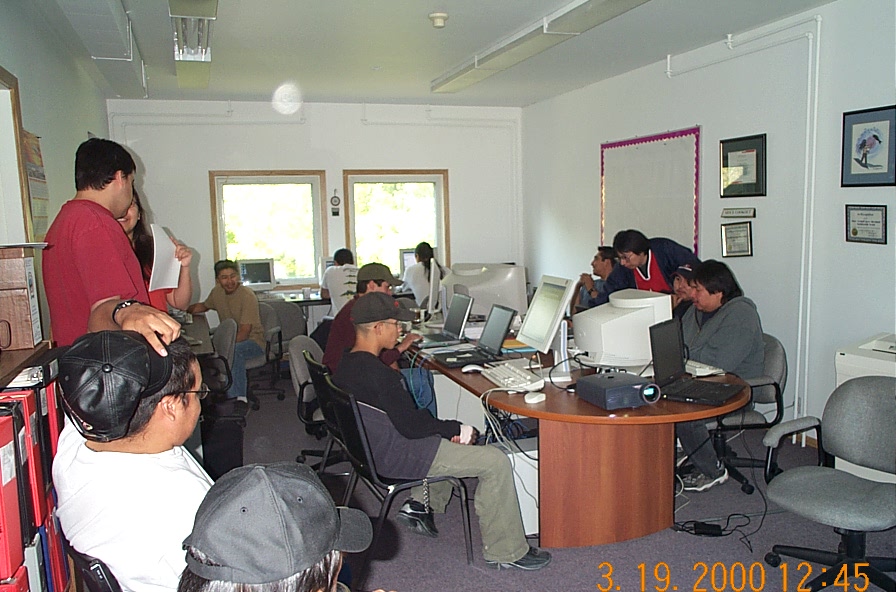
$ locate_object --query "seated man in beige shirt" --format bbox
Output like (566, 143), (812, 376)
(188, 260), (265, 403)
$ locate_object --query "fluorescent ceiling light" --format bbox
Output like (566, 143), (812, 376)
(169, 1), (218, 88)
(432, 0), (650, 94)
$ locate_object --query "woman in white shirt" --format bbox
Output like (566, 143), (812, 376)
(401, 242), (444, 306)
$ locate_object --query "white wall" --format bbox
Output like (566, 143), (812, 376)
(107, 100), (523, 299)
(521, 0), (895, 418)
(0, 1), (109, 226)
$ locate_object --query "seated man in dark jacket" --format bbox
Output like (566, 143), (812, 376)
(333, 292), (551, 572)
(594, 229), (699, 305)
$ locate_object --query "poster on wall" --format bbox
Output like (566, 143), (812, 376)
(21, 130), (48, 240)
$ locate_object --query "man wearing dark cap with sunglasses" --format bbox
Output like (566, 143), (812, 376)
(334, 293), (551, 572)
(53, 331), (213, 592)
(323, 262), (421, 372)
(179, 462), (376, 592)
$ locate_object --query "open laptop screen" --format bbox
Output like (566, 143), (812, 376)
(477, 305), (517, 356)
(649, 317), (688, 388)
(442, 293), (473, 339)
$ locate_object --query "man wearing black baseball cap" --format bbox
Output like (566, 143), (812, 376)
(53, 331), (213, 592)
(322, 262), (421, 372)
(671, 264), (696, 319)
(334, 293), (552, 571)
(179, 463), (374, 592)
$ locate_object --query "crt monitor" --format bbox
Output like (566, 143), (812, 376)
(441, 263), (528, 317)
(399, 248), (417, 277)
(572, 289), (672, 367)
(238, 259), (276, 292)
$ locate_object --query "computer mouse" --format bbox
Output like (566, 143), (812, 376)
(523, 391), (547, 404)
(461, 364), (485, 374)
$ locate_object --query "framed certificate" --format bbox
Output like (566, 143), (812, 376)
(845, 205), (887, 244)
(721, 134), (766, 197)
(721, 221), (753, 257)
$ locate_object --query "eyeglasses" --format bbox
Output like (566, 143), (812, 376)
(180, 383), (209, 400)
(618, 252), (636, 263)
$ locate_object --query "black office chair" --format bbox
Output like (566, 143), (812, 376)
(710, 332), (787, 494)
(323, 375), (473, 590)
(303, 350), (349, 475)
(762, 376), (896, 592)
(63, 539), (123, 592)
(289, 336), (327, 462)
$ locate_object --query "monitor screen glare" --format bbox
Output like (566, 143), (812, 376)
(516, 275), (576, 355)
(238, 259), (275, 292)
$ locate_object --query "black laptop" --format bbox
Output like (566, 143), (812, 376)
(431, 304), (517, 368)
(648, 318), (742, 406)
(417, 293), (473, 348)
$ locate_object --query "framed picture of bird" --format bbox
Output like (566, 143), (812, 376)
(841, 105), (896, 187)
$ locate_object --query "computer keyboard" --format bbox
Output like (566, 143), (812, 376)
(481, 362), (545, 392)
(685, 359), (724, 376)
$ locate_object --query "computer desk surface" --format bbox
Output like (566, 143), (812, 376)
(421, 353), (750, 548)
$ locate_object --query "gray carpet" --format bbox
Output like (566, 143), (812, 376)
(244, 379), (896, 592)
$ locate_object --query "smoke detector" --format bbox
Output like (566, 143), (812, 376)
(429, 12), (448, 29)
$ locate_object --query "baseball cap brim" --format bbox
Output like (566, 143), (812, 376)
(334, 506), (373, 553)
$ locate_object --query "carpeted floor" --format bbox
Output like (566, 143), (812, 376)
(243, 378), (896, 592)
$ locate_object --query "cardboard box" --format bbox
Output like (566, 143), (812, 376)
(0, 250), (42, 350)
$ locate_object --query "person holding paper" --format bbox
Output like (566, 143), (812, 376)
(118, 189), (193, 311)
(42, 138), (181, 353)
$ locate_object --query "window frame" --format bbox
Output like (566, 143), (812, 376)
(342, 169), (451, 267)
(208, 170), (328, 288)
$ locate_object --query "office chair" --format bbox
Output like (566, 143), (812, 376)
(210, 318), (237, 369)
(710, 332), (787, 494)
(323, 375), (473, 590)
(762, 376), (896, 592)
(245, 302), (285, 408)
(289, 336), (328, 464)
(63, 539), (123, 592)
(303, 350), (350, 476)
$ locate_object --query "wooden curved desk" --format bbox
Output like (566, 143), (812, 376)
(430, 361), (749, 548)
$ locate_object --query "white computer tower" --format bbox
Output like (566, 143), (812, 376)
(499, 437), (539, 536)
(834, 333), (896, 484)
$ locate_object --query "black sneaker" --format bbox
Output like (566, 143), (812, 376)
(396, 500), (438, 538)
(486, 547), (552, 571)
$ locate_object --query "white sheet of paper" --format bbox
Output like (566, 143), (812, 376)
(149, 224), (181, 291)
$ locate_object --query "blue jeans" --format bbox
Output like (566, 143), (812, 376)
(229, 340), (264, 400)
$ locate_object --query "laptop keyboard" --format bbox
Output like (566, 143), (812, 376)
(663, 379), (725, 397)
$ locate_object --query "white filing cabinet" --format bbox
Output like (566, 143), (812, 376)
(834, 333), (896, 483)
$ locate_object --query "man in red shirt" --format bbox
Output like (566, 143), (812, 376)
(42, 138), (180, 354)
(322, 263), (420, 372)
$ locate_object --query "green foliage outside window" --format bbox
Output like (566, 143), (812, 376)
(353, 181), (437, 272)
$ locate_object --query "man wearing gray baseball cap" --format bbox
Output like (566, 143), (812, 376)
(179, 462), (375, 592)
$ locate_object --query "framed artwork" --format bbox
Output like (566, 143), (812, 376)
(840, 105), (896, 187)
(721, 221), (753, 257)
(720, 134), (766, 197)
(845, 205), (887, 244)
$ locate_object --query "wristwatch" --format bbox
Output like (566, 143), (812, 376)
(112, 299), (140, 325)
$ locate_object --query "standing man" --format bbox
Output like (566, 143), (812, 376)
(320, 248), (358, 316)
(593, 229), (699, 306)
(42, 138), (180, 354)
(54, 332), (213, 592)
(322, 262), (419, 373)
(188, 260), (264, 403)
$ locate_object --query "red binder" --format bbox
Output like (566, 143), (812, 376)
(0, 392), (47, 526)
(41, 383), (63, 460)
(0, 564), (30, 592)
(42, 499), (67, 592)
(0, 415), (24, 580)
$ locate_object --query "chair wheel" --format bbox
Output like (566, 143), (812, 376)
(277, 393), (285, 400)
(296, 455), (306, 463)
(741, 482), (754, 495)
(251, 400), (260, 411)
(764, 553), (781, 567)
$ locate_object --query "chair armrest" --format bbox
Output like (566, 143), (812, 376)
(762, 416), (820, 448)
(746, 375), (775, 389)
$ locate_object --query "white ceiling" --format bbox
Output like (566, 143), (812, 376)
(38, 0), (838, 108)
